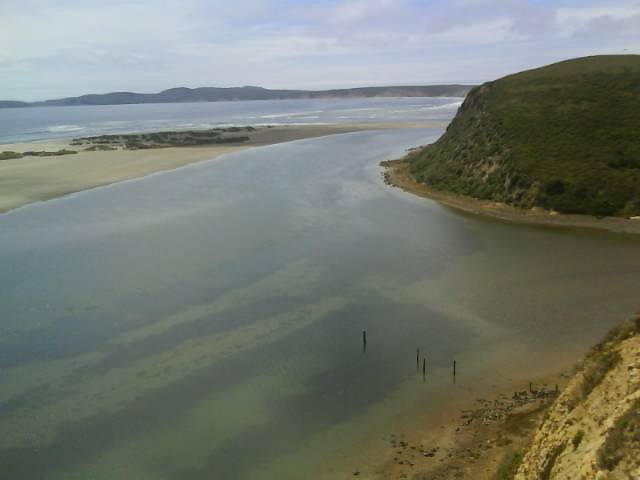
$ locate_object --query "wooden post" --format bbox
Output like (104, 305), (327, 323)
(416, 348), (420, 371)
(362, 331), (367, 352)
(422, 358), (426, 377)
(453, 360), (457, 377)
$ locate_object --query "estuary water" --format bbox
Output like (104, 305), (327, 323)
(0, 128), (639, 479)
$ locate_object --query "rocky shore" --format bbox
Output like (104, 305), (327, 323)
(370, 375), (568, 480)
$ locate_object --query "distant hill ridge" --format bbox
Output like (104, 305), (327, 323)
(0, 85), (473, 108)
(407, 55), (640, 217)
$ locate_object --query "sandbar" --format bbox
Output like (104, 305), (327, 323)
(0, 122), (441, 214)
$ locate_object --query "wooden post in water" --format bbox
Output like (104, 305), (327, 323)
(422, 358), (426, 378)
(362, 331), (367, 353)
(416, 348), (420, 372)
(452, 360), (457, 385)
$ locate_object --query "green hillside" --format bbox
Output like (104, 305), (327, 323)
(409, 55), (640, 217)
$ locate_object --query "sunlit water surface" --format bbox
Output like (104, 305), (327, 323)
(0, 129), (639, 479)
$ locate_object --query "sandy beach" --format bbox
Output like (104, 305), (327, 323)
(0, 122), (441, 214)
(382, 159), (640, 235)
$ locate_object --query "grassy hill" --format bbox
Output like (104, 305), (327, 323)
(408, 55), (640, 217)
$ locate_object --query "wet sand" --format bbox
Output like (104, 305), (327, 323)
(0, 122), (442, 214)
(370, 372), (569, 480)
(382, 159), (640, 235)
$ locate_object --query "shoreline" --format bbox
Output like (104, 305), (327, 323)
(0, 122), (443, 214)
(372, 371), (569, 480)
(381, 159), (640, 235)
(332, 335), (588, 480)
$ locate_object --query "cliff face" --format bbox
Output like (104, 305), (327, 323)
(408, 55), (640, 217)
(515, 315), (640, 480)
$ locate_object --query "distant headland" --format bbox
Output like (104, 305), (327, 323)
(0, 85), (473, 109)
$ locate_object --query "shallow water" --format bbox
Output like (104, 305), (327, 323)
(0, 129), (639, 479)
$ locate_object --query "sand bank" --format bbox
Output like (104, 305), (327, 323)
(0, 122), (441, 214)
(382, 159), (640, 235)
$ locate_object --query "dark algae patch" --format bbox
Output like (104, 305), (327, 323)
(73, 127), (252, 150)
(408, 55), (640, 217)
(0, 149), (77, 159)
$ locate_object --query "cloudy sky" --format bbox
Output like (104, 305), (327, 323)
(2, 0), (639, 100)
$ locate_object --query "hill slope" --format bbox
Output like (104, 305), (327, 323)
(408, 55), (640, 217)
(0, 85), (472, 108)
(514, 314), (639, 479)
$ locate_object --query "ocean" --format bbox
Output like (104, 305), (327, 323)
(0, 97), (462, 144)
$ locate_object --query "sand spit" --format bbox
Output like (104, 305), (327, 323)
(0, 122), (441, 214)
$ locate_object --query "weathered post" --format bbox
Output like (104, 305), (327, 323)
(362, 331), (367, 353)
(416, 348), (420, 372)
(453, 360), (457, 377)
(422, 358), (426, 378)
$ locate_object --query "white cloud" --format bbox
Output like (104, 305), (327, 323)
(557, 5), (640, 22)
(1, 0), (639, 100)
(328, 0), (404, 23)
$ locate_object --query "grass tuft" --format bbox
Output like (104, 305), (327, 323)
(597, 399), (640, 471)
(492, 450), (525, 480)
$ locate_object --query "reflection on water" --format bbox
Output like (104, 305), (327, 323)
(0, 129), (639, 479)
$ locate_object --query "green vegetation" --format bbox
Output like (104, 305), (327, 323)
(580, 350), (621, 399)
(492, 450), (525, 480)
(23, 149), (78, 157)
(0, 151), (23, 160)
(577, 314), (638, 403)
(0, 149), (78, 160)
(409, 55), (640, 217)
(75, 128), (251, 150)
(598, 398), (640, 471)
(84, 145), (117, 151)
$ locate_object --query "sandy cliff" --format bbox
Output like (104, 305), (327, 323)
(515, 315), (639, 480)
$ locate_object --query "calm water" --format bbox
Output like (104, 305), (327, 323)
(1, 128), (639, 479)
(0, 97), (461, 144)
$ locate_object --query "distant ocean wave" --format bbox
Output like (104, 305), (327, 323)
(46, 124), (85, 132)
(258, 110), (323, 119)
(418, 101), (463, 111)
(0, 98), (458, 143)
(334, 107), (379, 113)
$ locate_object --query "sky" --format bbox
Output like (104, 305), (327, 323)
(1, 0), (639, 101)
